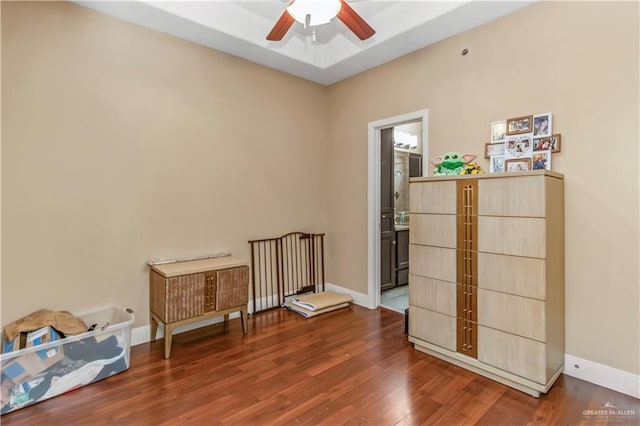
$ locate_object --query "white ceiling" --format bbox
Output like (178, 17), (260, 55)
(73, 0), (536, 85)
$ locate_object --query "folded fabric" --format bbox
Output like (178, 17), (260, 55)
(4, 310), (87, 342)
(290, 291), (353, 312)
(285, 302), (350, 318)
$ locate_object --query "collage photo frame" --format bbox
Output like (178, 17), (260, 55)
(487, 113), (561, 173)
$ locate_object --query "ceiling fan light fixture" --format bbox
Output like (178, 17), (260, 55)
(287, 0), (342, 27)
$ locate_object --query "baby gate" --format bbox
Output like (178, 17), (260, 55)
(248, 232), (325, 314)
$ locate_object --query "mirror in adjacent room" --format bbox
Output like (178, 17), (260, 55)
(393, 123), (422, 230)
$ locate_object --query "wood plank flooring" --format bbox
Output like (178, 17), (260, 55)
(2, 305), (639, 425)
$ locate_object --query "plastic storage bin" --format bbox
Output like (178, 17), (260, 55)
(0, 306), (134, 414)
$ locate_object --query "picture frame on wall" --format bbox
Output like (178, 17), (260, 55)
(504, 133), (533, 159)
(532, 151), (552, 170)
(533, 134), (561, 153)
(505, 158), (532, 172)
(533, 113), (552, 137)
(485, 142), (505, 159)
(490, 155), (505, 173)
(491, 120), (506, 142)
(549, 134), (561, 152)
(506, 115), (533, 135)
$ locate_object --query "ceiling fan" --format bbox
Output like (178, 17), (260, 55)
(267, 0), (375, 42)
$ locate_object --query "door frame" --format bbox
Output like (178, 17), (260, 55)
(366, 109), (429, 309)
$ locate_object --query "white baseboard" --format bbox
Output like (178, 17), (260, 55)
(131, 312), (241, 347)
(325, 282), (373, 309)
(564, 354), (640, 399)
(131, 286), (367, 346)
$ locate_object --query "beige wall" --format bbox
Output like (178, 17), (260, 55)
(1, 2), (328, 325)
(326, 1), (639, 375)
(2, 1), (639, 378)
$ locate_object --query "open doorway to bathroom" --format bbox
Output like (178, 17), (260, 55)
(379, 123), (423, 313)
(366, 110), (428, 313)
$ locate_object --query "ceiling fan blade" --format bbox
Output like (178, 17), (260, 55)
(267, 9), (295, 41)
(337, 0), (375, 40)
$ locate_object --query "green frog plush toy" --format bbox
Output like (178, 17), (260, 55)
(431, 152), (478, 176)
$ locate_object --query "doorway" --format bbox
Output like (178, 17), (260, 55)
(366, 110), (428, 310)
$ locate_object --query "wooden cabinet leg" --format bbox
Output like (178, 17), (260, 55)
(241, 307), (248, 334)
(223, 314), (229, 331)
(164, 323), (175, 359)
(150, 315), (159, 342)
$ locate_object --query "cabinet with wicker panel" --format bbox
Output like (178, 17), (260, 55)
(149, 257), (249, 358)
(408, 171), (564, 397)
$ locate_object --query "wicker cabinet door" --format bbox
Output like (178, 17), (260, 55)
(165, 273), (206, 322)
(216, 266), (249, 311)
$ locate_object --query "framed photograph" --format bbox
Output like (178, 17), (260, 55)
(485, 142), (505, 159)
(532, 151), (552, 170)
(489, 155), (505, 173)
(533, 113), (552, 137)
(506, 115), (533, 135)
(533, 134), (561, 153)
(549, 134), (561, 153)
(504, 133), (533, 159)
(491, 120), (506, 142)
(505, 158), (532, 172)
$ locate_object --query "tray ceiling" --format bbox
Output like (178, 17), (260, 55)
(74, 1), (536, 85)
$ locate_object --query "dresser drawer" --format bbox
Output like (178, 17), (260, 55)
(409, 213), (456, 248)
(410, 181), (457, 214)
(410, 214), (456, 248)
(478, 176), (546, 217)
(478, 252), (546, 299)
(478, 216), (545, 258)
(409, 244), (456, 283)
(478, 326), (547, 384)
(409, 274), (456, 316)
(409, 306), (456, 351)
(477, 289), (546, 342)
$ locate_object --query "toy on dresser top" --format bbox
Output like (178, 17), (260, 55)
(431, 152), (484, 176)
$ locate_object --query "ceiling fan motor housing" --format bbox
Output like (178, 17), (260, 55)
(267, 0), (375, 42)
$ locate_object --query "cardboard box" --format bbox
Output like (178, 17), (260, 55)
(2, 327), (64, 386)
(4, 327), (62, 355)
(2, 338), (20, 354)
(17, 326), (63, 351)
(1, 345), (64, 386)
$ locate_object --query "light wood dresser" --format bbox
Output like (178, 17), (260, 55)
(408, 170), (564, 397)
(150, 256), (249, 358)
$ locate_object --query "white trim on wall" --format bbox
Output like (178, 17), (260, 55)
(325, 282), (371, 308)
(564, 354), (640, 399)
(131, 312), (241, 347)
(366, 109), (429, 310)
(131, 284), (367, 347)
(130, 284), (368, 347)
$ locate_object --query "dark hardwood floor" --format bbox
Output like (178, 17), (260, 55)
(2, 305), (639, 425)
